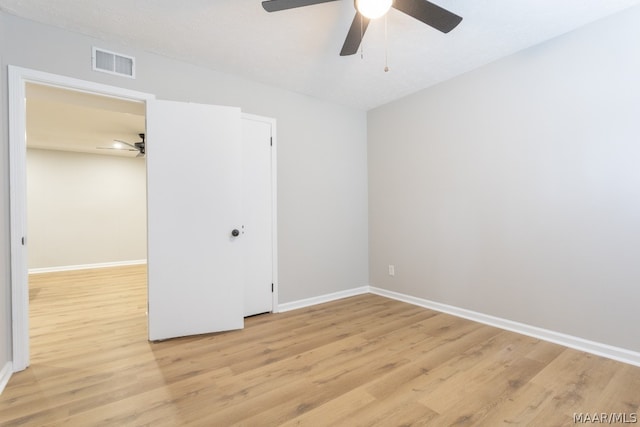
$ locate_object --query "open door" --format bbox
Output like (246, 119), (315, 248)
(146, 100), (244, 341)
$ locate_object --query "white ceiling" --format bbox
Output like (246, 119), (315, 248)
(2, 0), (640, 111)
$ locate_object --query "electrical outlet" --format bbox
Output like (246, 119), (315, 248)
(388, 265), (395, 276)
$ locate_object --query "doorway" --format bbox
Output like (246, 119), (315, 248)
(9, 67), (279, 372)
(25, 82), (148, 367)
(9, 67), (155, 371)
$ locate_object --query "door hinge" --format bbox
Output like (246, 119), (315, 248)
(271, 283), (274, 293)
(21, 236), (25, 245)
(270, 137), (272, 147)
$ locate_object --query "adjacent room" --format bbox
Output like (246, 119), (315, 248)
(25, 83), (149, 377)
(26, 83), (147, 273)
(1, 0), (639, 425)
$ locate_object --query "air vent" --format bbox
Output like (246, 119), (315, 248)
(92, 47), (135, 79)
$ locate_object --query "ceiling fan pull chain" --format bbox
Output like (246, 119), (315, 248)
(384, 13), (389, 72)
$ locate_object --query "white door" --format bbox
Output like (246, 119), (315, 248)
(146, 100), (244, 341)
(242, 116), (274, 316)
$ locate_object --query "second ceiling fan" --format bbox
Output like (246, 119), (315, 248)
(98, 133), (145, 157)
(262, 0), (463, 56)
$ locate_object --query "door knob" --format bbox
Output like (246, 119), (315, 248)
(231, 229), (240, 237)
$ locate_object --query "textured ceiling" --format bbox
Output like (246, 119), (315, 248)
(3, 0), (640, 110)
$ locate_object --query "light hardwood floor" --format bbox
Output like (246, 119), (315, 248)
(1, 265), (639, 426)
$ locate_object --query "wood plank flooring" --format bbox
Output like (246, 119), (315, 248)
(1, 265), (639, 426)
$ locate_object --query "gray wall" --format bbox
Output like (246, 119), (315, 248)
(0, 13), (369, 370)
(368, 6), (640, 352)
(27, 149), (147, 269)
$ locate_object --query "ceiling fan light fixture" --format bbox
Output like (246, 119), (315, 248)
(356, 0), (392, 19)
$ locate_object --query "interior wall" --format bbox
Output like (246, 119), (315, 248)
(26, 148), (147, 270)
(368, 6), (640, 352)
(0, 12), (369, 370)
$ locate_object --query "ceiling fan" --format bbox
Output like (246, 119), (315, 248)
(262, 0), (463, 56)
(98, 133), (145, 157)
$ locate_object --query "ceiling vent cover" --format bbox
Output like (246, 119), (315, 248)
(92, 47), (135, 79)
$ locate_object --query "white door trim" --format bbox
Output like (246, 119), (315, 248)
(241, 113), (279, 313)
(8, 66), (155, 372)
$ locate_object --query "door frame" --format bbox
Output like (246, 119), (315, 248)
(7, 66), (155, 371)
(241, 113), (279, 316)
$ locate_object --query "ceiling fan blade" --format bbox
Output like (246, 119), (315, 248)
(392, 0), (462, 33)
(114, 139), (138, 149)
(97, 147), (137, 151)
(262, 0), (339, 12)
(340, 12), (370, 56)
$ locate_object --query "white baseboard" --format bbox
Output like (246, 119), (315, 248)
(29, 259), (147, 274)
(277, 286), (369, 313)
(370, 286), (640, 368)
(0, 361), (13, 395)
